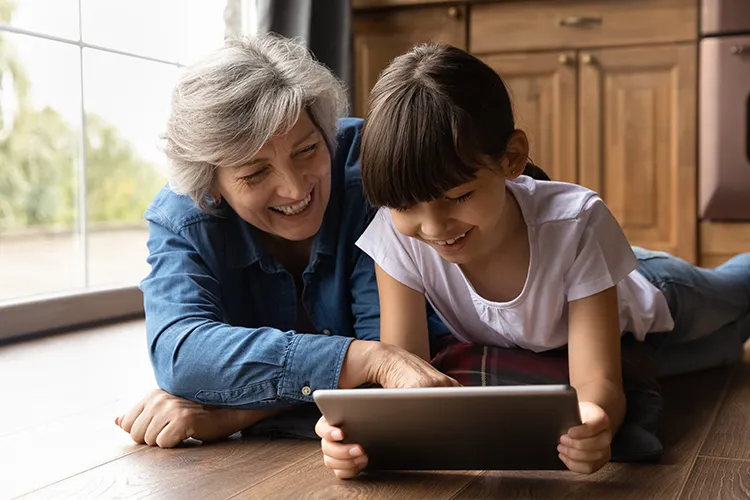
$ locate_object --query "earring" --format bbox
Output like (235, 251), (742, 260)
(510, 169), (517, 175)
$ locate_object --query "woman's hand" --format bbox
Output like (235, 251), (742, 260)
(115, 389), (279, 448)
(315, 416), (369, 479)
(339, 340), (460, 390)
(558, 401), (612, 474)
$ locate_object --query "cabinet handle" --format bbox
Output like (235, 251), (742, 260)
(730, 45), (747, 55)
(558, 16), (603, 28)
(581, 53), (594, 65)
(447, 6), (460, 19)
(558, 53), (573, 65)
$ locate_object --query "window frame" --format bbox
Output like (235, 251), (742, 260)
(0, 1), (247, 340)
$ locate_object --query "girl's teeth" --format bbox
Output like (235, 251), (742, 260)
(272, 193), (311, 215)
(435, 232), (466, 246)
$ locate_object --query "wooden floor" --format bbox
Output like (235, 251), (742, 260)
(2, 320), (749, 500)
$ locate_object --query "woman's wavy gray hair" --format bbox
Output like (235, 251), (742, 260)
(163, 34), (348, 213)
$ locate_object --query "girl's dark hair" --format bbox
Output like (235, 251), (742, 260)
(361, 43), (520, 209)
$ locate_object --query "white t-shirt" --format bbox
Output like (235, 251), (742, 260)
(356, 176), (674, 352)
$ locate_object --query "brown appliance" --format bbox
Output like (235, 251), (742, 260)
(699, 0), (750, 220)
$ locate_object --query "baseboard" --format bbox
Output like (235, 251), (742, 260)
(0, 286), (145, 343)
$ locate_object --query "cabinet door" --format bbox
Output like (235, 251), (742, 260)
(579, 44), (697, 262)
(353, 5), (467, 117)
(482, 51), (578, 184)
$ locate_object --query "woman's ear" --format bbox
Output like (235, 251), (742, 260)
(503, 130), (530, 180)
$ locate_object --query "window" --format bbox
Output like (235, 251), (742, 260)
(0, 1), (232, 305)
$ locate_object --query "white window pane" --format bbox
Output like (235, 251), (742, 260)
(0, 32), (83, 302)
(81, 0), (227, 64)
(3, 0), (80, 40)
(82, 48), (176, 289)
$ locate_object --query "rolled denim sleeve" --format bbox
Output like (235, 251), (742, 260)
(349, 249), (381, 341)
(141, 221), (353, 408)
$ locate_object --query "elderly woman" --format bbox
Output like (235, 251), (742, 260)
(115, 34), (460, 448)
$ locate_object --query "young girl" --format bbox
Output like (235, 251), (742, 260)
(316, 44), (750, 478)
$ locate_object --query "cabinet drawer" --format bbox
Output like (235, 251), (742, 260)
(470, 0), (697, 54)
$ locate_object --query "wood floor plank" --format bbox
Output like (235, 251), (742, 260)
(237, 452), (481, 500)
(0, 320), (155, 439)
(699, 364), (750, 459)
(679, 457), (750, 499)
(0, 403), (147, 500)
(450, 367), (735, 500)
(16, 438), (320, 500)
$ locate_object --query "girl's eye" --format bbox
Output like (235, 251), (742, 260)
(446, 191), (474, 204)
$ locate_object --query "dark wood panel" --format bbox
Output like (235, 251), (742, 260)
(242, 452), (481, 499)
(679, 457), (750, 500)
(451, 368), (735, 499)
(18, 438), (320, 500)
(700, 364), (750, 459)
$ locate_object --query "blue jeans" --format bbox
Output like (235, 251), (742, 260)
(634, 248), (750, 377)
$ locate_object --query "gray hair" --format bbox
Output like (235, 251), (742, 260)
(163, 34), (348, 213)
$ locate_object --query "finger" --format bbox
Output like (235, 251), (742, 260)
(558, 443), (610, 464)
(566, 419), (608, 440)
(315, 418), (344, 442)
(323, 454), (368, 471)
(334, 468), (362, 480)
(118, 401), (145, 433)
(568, 414), (610, 439)
(155, 421), (191, 449)
(560, 430), (611, 451)
(128, 411), (154, 445)
(558, 453), (608, 474)
(321, 439), (365, 460)
(143, 416), (169, 447)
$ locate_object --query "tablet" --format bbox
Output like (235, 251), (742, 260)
(313, 385), (581, 471)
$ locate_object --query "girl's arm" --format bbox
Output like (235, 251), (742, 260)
(375, 263), (430, 361)
(567, 286), (626, 433)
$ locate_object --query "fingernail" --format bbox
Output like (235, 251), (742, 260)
(354, 456), (368, 466)
(332, 430), (343, 440)
(114, 416), (120, 426)
(560, 436), (570, 445)
(349, 447), (362, 457)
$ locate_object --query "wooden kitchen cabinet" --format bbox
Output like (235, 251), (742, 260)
(353, 0), (702, 262)
(481, 51), (578, 185)
(352, 4), (467, 117)
(579, 44), (697, 262)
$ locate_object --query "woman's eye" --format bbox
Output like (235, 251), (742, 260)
(240, 168), (268, 184)
(297, 143), (318, 156)
(446, 191), (474, 203)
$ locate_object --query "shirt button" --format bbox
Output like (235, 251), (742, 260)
(301, 386), (312, 396)
(322, 329), (331, 336)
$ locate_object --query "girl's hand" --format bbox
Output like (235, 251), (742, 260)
(558, 401), (612, 474)
(315, 416), (369, 479)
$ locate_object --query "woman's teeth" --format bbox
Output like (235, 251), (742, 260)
(434, 232), (467, 246)
(271, 193), (312, 215)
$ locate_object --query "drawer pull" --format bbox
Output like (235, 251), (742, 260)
(447, 6), (460, 19)
(558, 16), (603, 28)
(558, 53), (573, 65)
(730, 45), (747, 55)
(581, 53), (594, 65)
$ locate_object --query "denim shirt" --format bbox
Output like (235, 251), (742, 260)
(141, 118), (406, 408)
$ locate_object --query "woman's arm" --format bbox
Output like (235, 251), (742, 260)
(374, 263), (430, 360)
(567, 285), (626, 433)
(142, 221), (358, 407)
